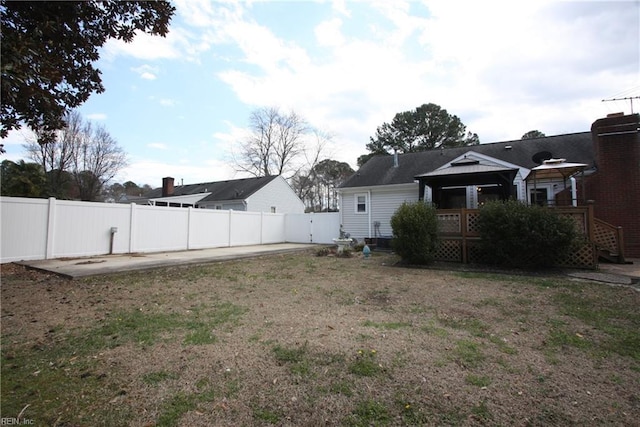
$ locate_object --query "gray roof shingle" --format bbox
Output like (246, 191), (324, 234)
(339, 132), (594, 188)
(146, 176), (279, 201)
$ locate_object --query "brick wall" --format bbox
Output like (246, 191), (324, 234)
(586, 114), (640, 258)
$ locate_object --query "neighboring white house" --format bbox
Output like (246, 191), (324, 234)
(338, 132), (595, 242)
(125, 175), (305, 214)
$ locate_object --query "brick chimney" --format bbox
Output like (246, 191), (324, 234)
(162, 177), (175, 197)
(588, 113), (640, 257)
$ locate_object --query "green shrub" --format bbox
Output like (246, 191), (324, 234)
(337, 247), (353, 258)
(477, 200), (579, 268)
(390, 201), (439, 265)
(316, 247), (331, 257)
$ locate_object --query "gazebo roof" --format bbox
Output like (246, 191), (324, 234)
(416, 163), (516, 178)
(415, 163), (518, 187)
(526, 158), (588, 180)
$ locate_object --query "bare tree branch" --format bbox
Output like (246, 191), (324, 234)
(22, 110), (127, 200)
(234, 106), (309, 178)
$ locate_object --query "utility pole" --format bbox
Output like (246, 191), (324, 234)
(601, 96), (640, 114)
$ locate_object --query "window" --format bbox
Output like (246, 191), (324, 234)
(270, 206), (276, 213)
(530, 188), (549, 206)
(355, 193), (367, 213)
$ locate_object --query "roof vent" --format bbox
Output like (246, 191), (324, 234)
(505, 145), (512, 150)
(451, 159), (480, 167)
(543, 158), (566, 164)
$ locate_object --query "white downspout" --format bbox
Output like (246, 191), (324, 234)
(570, 176), (577, 207)
(368, 189), (372, 239)
(338, 192), (343, 238)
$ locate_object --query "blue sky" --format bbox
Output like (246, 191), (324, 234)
(3, 0), (639, 188)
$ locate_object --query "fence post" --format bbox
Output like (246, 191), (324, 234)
(45, 197), (56, 260)
(258, 211), (262, 245)
(129, 203), (137, 253)
(586, 202), (595, 243)
(461, 208), (468, 263)
(187, 207), (192, 250)
(228, 210), (232, 247)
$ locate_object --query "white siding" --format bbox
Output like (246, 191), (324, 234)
(339, 190), (370, 240)
(246, 176), (305, 214)
(339, 183), (418, 241)
(371, 186), (419, 237)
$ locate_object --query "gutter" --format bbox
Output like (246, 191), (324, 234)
(368, 189), (372, 239)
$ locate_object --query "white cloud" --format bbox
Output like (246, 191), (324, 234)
(315, 18), (345, 47)
(109, 0), (639, 174)
(331, 0), (350, 17)
(104, 32), (181, 60)
(0, 129), (36, 163)
(102, 23), (210, 63)
(147, 143), (169, 150)
(147, 96), (177, 107)
(415, 0), (640, 141)
(131, 64), (160, 80)
(86, 113), (107, 121)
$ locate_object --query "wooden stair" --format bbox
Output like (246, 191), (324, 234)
(593, 217), (626, 264)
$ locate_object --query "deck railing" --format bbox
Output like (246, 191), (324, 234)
(434, 207), (605, 269)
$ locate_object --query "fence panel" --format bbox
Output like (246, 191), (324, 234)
(134, 205), (190, 253)
(285, 214), (312, 243)
(0, 197), (49, 262)
(262, 213), (286, 244)
(187, 209), (230, 249)
(285, 212), (340, 244)
(54, 200), (132, 258)
(309, 213), (340, 244)
(0, 198), (342, 263)
(229, 211), (262, 247)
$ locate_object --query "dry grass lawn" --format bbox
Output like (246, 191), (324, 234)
(1, 250), (639, 426)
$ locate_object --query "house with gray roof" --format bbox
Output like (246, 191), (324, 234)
(338, 131), (595, 242)
(138, 175), (305, 214)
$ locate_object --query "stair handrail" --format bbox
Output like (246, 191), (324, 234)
(593, 217), (625, 262)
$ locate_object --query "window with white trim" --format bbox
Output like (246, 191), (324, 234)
(355, 193), (367, 213)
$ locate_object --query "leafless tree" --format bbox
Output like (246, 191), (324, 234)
(24, 110), (128, 200)
(70, 121), (128, 201)
(289, 130), (355, 212)
(24, 111), (82, 198)
(235, 106), (309, 177)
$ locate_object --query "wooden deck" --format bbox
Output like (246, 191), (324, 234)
(434, 206), (625, 269)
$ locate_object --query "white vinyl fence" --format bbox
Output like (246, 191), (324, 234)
(0, 197), (340, 263)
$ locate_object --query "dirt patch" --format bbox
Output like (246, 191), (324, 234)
(2, 252), (639, 426)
